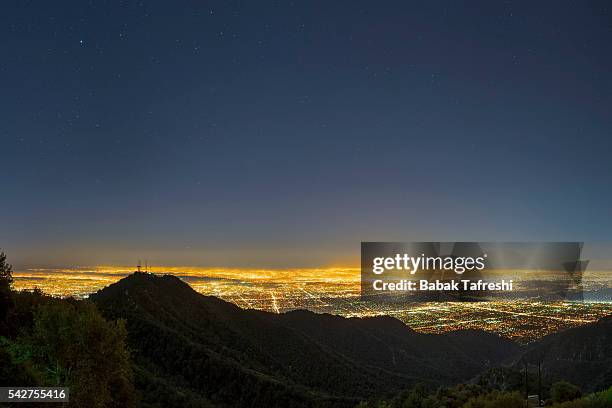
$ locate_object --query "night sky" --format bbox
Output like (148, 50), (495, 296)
(2, 1), (611, 269)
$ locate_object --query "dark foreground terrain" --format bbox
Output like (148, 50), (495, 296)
(91, 273), (519, 407)
(1, 271), (611, 407)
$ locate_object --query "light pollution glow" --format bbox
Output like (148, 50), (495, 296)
(12, 266), (361, 299)
(11, 266), (612, 342)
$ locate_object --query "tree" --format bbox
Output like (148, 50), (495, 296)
(551, 381), (582, 404)
(0, 250), (14, 332)
(0, 250), (13, 287)
(30, 301), (135, 408)
(463, 390), (523, 408)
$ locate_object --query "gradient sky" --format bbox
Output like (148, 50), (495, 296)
(2, 1), (611, 269)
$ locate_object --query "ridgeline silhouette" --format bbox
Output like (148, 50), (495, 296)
(1, 258), (610, 407)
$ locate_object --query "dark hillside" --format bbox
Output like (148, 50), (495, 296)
(91, 273), (519, 407)
(517, 316), (612, 392)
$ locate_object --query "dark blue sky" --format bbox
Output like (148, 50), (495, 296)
(2, 1), (611, 268)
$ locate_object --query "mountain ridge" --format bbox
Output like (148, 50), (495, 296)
(90, 272), (519, 407)
(89, 272), (609, 407)
(517, 314), (612, 392)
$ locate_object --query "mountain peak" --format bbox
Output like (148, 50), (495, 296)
(94, 271), (192, 295)
(90, 271), (205, 313)
(88, 271), (523, 405)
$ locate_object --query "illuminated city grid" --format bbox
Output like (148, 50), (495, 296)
(13, 266), (612, 343)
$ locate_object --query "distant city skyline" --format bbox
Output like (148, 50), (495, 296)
(2, 2), (612, 269)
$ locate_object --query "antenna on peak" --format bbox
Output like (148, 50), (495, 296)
(137, 260), (142, 272)
(145, 260), (148, 273)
